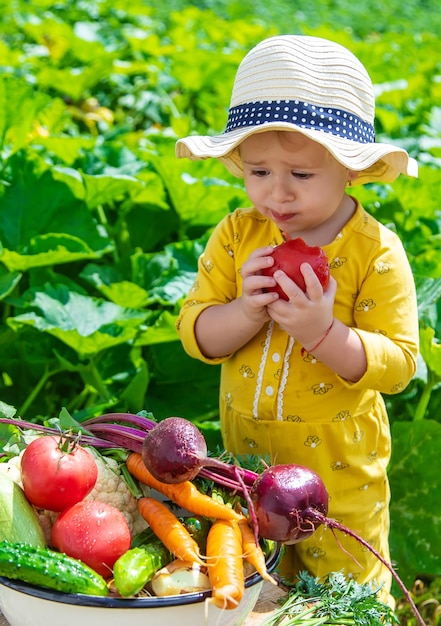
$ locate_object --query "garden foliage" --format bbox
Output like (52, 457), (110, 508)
(0, 0), (440, 591)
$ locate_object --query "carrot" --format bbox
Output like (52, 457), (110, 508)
(137, 496), (204, 566)
(127, 452), (244, 522)
(206, 519), (245, 610)
(238, 518), (277, 585)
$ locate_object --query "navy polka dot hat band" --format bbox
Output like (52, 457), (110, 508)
(225, 100), (376, 144)
(176, 35), (417, 185)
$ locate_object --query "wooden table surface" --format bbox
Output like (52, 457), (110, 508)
(0, 580), (286, 626)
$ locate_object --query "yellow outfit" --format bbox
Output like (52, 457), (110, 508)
(176, 201), (419, 595)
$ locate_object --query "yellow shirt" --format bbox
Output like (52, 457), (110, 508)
(177, 200), (419, 589)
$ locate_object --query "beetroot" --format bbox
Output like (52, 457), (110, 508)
(263, 236), (330, 299)
(251, 463), (425, 626)
(250, 464), (329, 544)
(142, 416), (209, 484)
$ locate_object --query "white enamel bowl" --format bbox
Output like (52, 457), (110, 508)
(0, 542), (281, 626)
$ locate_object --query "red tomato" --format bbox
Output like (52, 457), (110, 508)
(263, 237), (330, 299)
(51, 500), (131, 577)
(21, 436), (98, 511)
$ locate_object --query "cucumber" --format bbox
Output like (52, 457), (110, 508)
(0, 473), (46, 547)
(0, 541), (109, 596)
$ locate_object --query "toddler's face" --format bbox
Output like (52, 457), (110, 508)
(239, 131), (356, 241)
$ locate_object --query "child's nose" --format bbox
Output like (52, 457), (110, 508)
(271, 178), (294, 202)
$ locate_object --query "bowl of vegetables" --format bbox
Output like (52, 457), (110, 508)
(0, 539), (281, 626)
(0, 415), (283, 626)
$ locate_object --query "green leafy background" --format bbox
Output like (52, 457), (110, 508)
(0, 0), (440, 602)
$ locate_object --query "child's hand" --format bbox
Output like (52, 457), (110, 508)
(267, 262), (337, 346)
(193, 245), (282, 358)
(239, 246), (280, 323)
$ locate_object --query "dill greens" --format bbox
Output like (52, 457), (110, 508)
(261, 571), (399, 625)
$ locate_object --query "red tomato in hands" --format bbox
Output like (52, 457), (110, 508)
(51, 500), (131, 577)
(263, 237), (330, 300)
(21, 436), (98, 511)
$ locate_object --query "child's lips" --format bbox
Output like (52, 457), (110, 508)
(271, 210), (296, 222)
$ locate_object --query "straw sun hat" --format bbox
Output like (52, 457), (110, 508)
(176, 35), (417, 185)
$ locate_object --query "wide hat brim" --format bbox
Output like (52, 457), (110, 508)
(176, 123), (418, 185)
(176, 35), (418, 185)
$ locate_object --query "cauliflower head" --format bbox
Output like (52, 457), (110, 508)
(85, 450), (148, 535)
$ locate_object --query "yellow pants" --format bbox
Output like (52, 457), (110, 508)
(221, 408), (395, 605)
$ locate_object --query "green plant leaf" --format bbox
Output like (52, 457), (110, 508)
(82, 172), (145, 209)
(135, 310), (180, 346)
(419, 324), (441, 378)
(7, 283), (151, 357)
(81, 264), (150, 308)
(415, 275), (441, 329)
(0, 267), (22, 299)
(0, 156), (113, 271)
(0, 77), (57, 159)
(52, 344), (150, 412)
(389, 419), (441, 587)
(0, 233), (108, 272)
(150, 142), (249, 232)
(119, 347), (150, 411)
(130, 249), (195, 305)
(31, 136), (97, 166)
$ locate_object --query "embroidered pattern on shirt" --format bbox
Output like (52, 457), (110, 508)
(391, 381), (404, 393)
(331, 460), (350, 471)
(356, 298), (376, 312)
(353, 430), (364, 443)
(311, 382), (333, 395)
(329, 256), (347, 269)
(239, 365), (255, 378)
(373, 500), (386, 514)
(306, 545), (326, 559)
(202, 258), (214, 272)
(244, 437), (258, 449)
(304, 435), (322, 448)
(332, 410), (352, 422)
(224, 243), (234, 257)
(302, 351), (318, 364)
(374, 260), (390, 274)
(359, 482), (374, 491)
(224, 392), (233, 410)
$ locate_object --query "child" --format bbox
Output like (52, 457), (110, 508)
(175, 35), (419, 599)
